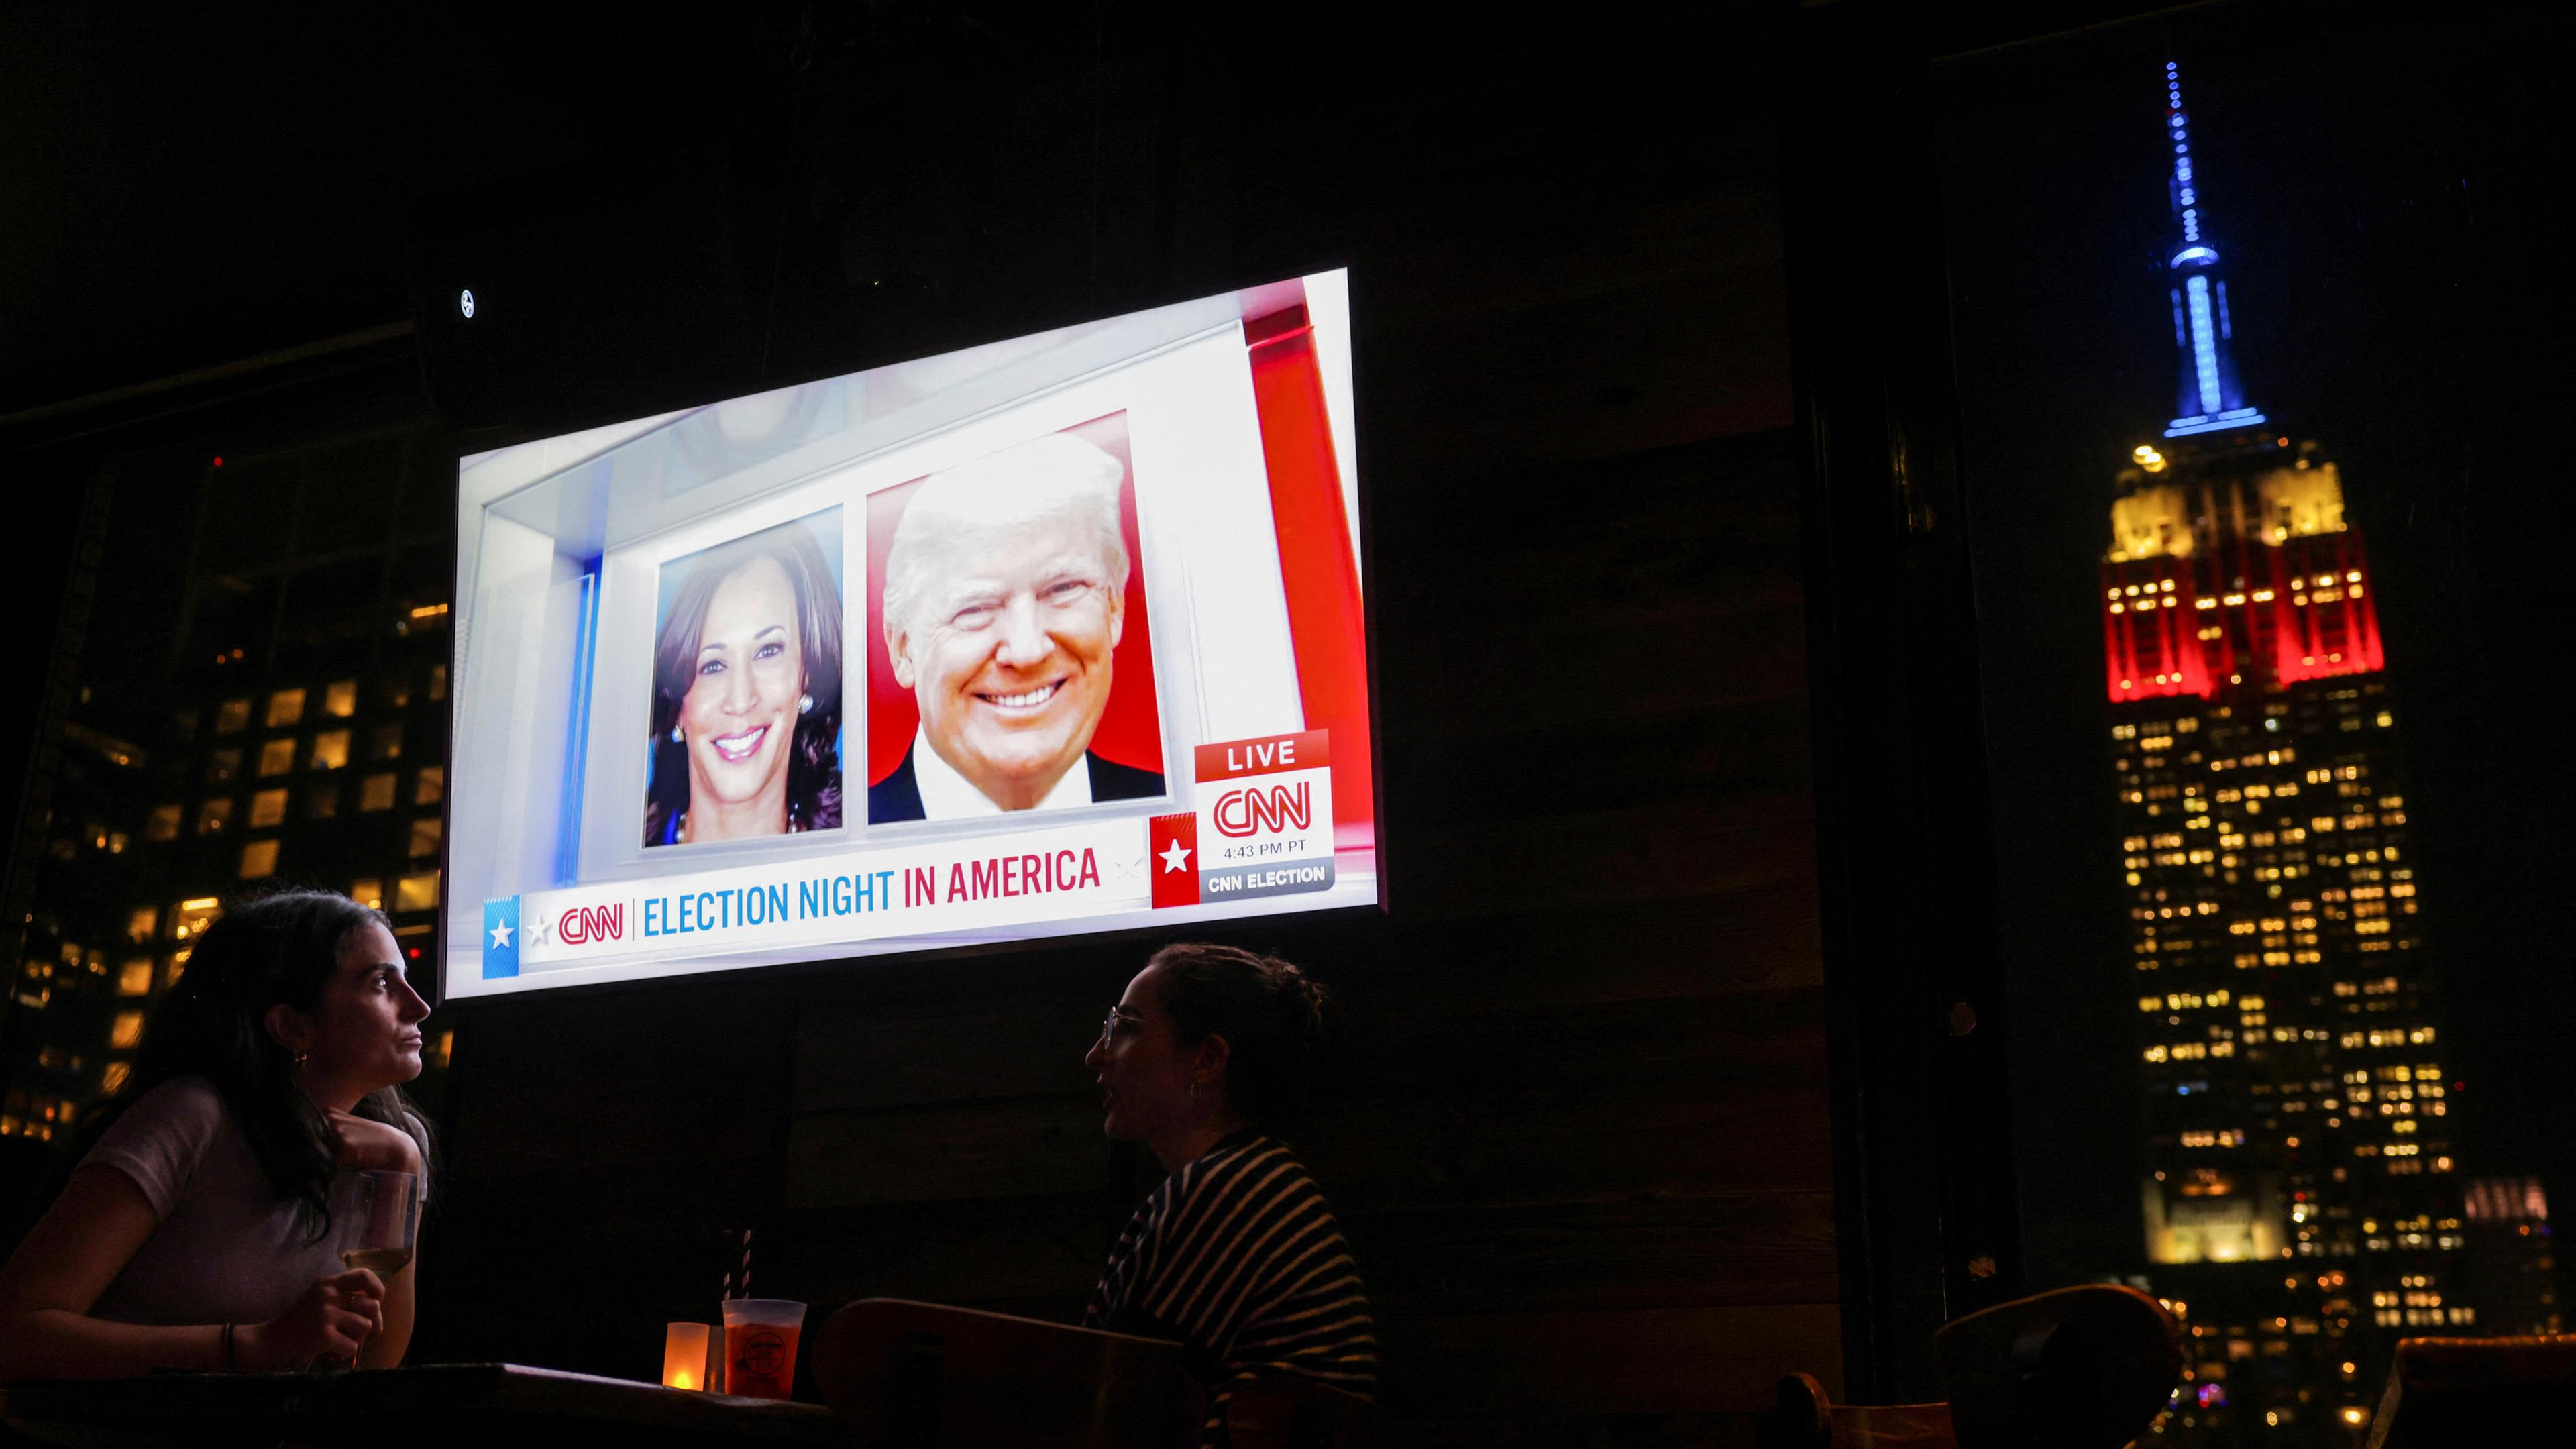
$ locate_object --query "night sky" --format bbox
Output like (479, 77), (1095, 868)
(1933, 1), (2576, 1287)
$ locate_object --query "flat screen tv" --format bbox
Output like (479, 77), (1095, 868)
(442, 272), (1378, 998)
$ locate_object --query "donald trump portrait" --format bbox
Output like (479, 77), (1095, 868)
(869, 431), (1165, 822)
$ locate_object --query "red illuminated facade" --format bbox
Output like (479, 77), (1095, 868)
(2101, 447), (2386, 704)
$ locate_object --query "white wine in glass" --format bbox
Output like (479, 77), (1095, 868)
(340, 1246), (413, 1275)
(344, 1169), (420, 1276)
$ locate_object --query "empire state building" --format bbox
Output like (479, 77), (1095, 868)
(2100, 61), (2477, 1445)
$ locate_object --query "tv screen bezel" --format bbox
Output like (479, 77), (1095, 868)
(430, 268), (1389, 1010)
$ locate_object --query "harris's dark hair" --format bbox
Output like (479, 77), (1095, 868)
(1146, 942), (1329, 1130)
(645, 518), (844, 847)
(83, 890), (434, 1240)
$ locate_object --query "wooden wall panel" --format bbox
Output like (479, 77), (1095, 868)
(1304, 1081), (1831, 1216)
(1346, 893), (1824, 1012)
(1352, 1191), (1841, 1318)
(432, 979), (790, 1175)
(786, 1094), (1104, 1209)
(1384, 1304), (1845, 1425)
(773, 1193), (1108, 1305)
(788, 972), (1102, 1114)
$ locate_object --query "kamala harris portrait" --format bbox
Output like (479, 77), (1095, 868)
(643, 511), (846, 847)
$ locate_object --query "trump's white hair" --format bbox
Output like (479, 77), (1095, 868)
(881, 431), (1130, 645)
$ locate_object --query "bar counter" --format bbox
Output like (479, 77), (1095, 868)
(3, 1363), (850, 1449)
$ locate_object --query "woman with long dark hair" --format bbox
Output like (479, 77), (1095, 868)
(645, 517), (845, 847)
(0, 890), (435, 1377)
(1082, 942), (1375, 1446)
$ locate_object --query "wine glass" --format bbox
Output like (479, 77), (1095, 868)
(341, 1169), (419, 1277)
(331, 1169), (419, 1366)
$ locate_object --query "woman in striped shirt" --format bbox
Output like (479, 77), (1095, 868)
(1083, 943), (1376, 1444)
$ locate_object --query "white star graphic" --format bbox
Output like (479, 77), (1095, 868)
(489, 919), (514, 949)
(1160, 839), (1192, 873)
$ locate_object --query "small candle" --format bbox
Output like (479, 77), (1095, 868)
(663, 1322), (712, 1390)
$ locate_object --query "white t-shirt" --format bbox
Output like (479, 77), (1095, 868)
(78, 1077), (423, 1328)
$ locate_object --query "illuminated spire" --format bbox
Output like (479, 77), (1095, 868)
(2159, 60), (2266, 439)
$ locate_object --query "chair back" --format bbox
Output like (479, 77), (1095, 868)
(1222, 1371), (1377, 1449)
(1932, 1283), (2182, 1449)
(1758, 1285), (2180, 1449)
(2364, 1333), (2576, 1447)
(1758, 1371), (1955, 1449)
(810, 1298), (1188, 1448)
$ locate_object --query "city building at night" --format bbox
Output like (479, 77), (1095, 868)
(2100, 62), (2489, 1446)
(0, 419), (456, 1157)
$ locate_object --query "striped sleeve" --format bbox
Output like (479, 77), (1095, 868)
(1085, 1136), (1377, 1446)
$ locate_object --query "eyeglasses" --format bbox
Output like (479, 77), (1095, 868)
(1097, 1008), (1142, 1045)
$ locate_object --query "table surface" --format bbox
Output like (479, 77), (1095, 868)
(3, 1361), (853, 1448)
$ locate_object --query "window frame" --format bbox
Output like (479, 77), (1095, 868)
(1776, 0), (2189, 1399)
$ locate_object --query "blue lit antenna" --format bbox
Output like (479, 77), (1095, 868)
(2159, 60), (2266, 439)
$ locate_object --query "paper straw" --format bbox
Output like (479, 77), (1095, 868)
(736, 1228), (753, 1300)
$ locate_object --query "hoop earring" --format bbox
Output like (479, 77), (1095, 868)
(798, 694), (814, 716)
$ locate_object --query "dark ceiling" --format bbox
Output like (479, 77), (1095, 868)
(9, 7), (519, 413)
(0, 3), (1188, 418)
(5, 1), (2208, 424)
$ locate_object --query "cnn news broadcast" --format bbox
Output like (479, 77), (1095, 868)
(442, 272), (1379, 998)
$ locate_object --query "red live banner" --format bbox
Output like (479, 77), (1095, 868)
(1193, 729), (1330, 784)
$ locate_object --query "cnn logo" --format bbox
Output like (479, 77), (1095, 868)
(1211, 781), (1310, 839)
(559, 904), (624, 945)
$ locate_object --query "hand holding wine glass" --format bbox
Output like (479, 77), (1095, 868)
(331, 1169), (417, 1364)
(238, 1271), (385, 1370)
